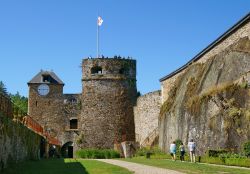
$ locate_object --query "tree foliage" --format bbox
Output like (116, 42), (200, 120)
(243, 141), (250, 157)
(10, 92), (28, 117)
(0, 81), (8, 96)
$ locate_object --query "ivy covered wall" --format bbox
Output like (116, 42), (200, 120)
(0, 112), (42, 172)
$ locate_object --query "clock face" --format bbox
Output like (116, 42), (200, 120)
(38, 84), (50, 96)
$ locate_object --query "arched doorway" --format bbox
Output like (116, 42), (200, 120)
(61, 141), (73, 158)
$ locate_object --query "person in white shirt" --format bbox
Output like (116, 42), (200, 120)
(188, 139), (196, 162)
(169, 141), (176, 160)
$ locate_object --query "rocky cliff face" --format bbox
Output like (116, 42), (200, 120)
(159, 37), (250, 155)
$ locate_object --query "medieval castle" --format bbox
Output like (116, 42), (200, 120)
(28, 58), (137, 156)
(1, 10), (250, 172)
(27, 12), (250, 157)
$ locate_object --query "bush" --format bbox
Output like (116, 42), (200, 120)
(76, 149), (120, 159)
(243, 141), (250, 157)
(135, 146), (167, 158)
(175, 139), (183, 155)
(135, 147), (150, 156)
(150, 146), (165, 155)
(206, 149), (228, 157)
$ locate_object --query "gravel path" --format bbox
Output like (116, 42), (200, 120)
(96, 159), (184, 174)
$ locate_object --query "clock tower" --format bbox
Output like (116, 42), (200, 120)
(28, 70), (65, 139)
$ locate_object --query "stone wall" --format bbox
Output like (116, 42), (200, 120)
(161, 72), (184, 103)
(134, 90), (161, 146)
(80, 58), (137, 149)
(161, 19), (250, 103)
(28, 83), (81, 147)
(0, 112), (42, 172)
(159, 35), (250, 154)
(62, 94), (81, 146)
(28, 84), (66, 141)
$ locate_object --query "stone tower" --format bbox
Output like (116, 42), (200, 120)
(27, 70), (65, 140)
(80, 58), (137, 148)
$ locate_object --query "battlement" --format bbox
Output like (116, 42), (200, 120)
(82, 57), (136, 81)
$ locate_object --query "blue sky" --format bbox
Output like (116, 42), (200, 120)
(0, 0), (249, 96)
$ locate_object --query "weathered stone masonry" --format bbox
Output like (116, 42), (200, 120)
(159, 13), (250, 154)
(28, 58), (137, 151)
(0, 94), (41, 172)
(28, 71), (80, 157)
(80, 58), (137, 149)
(134, 90), (161, 146)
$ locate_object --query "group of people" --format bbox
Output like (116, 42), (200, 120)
(169, 139), (196, 162)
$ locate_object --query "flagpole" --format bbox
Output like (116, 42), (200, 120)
(97, 15), (103, 58)
(97, 17), (99, 58)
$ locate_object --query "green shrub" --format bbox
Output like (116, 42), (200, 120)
(135, 147), (150, 156)
(150, 146), (165, 155)
(206, 149), (228, 157)
(110, 150), (120, 158)
(175, 139), (182, 155)
(135, 146), (167, 158)
(243, 141), (250, 157)
(76, 149), (120, 159)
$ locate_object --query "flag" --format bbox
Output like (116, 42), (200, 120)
(97, 16), (103, 26)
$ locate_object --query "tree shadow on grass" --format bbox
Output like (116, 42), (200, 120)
(2, 158), (89, 174)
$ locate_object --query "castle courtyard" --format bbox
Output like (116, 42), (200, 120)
(1, 1), (250, 174)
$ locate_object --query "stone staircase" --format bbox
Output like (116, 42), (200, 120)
(140, 127), (159, 148)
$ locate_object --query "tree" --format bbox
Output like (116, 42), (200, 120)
(10, 92), (28, 118)
(0, 81), (8, 96)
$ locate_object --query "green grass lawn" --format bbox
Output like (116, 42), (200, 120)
(2, 158), (132, 174)
(122, 157), (250, 174)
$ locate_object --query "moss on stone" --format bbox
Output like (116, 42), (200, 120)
(186, 82), (237, 115)
(159, 86), (177, 117)
(0, 111), (41, 171)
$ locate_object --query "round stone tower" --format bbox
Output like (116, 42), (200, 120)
(80, 57), (137, 149)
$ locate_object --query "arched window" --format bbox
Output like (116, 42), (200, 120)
(91, 66), (102, 74)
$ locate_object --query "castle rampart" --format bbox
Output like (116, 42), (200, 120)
(160, 14), (250, 103)
(159, 13), (250, 154)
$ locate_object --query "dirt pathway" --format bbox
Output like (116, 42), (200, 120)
(96, 159), (184, 174)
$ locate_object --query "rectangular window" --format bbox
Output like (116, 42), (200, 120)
(70, 119), (78, 129)
(42, 75), (51, 82)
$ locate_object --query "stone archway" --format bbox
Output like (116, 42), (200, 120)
(61, 141), (73, 158)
